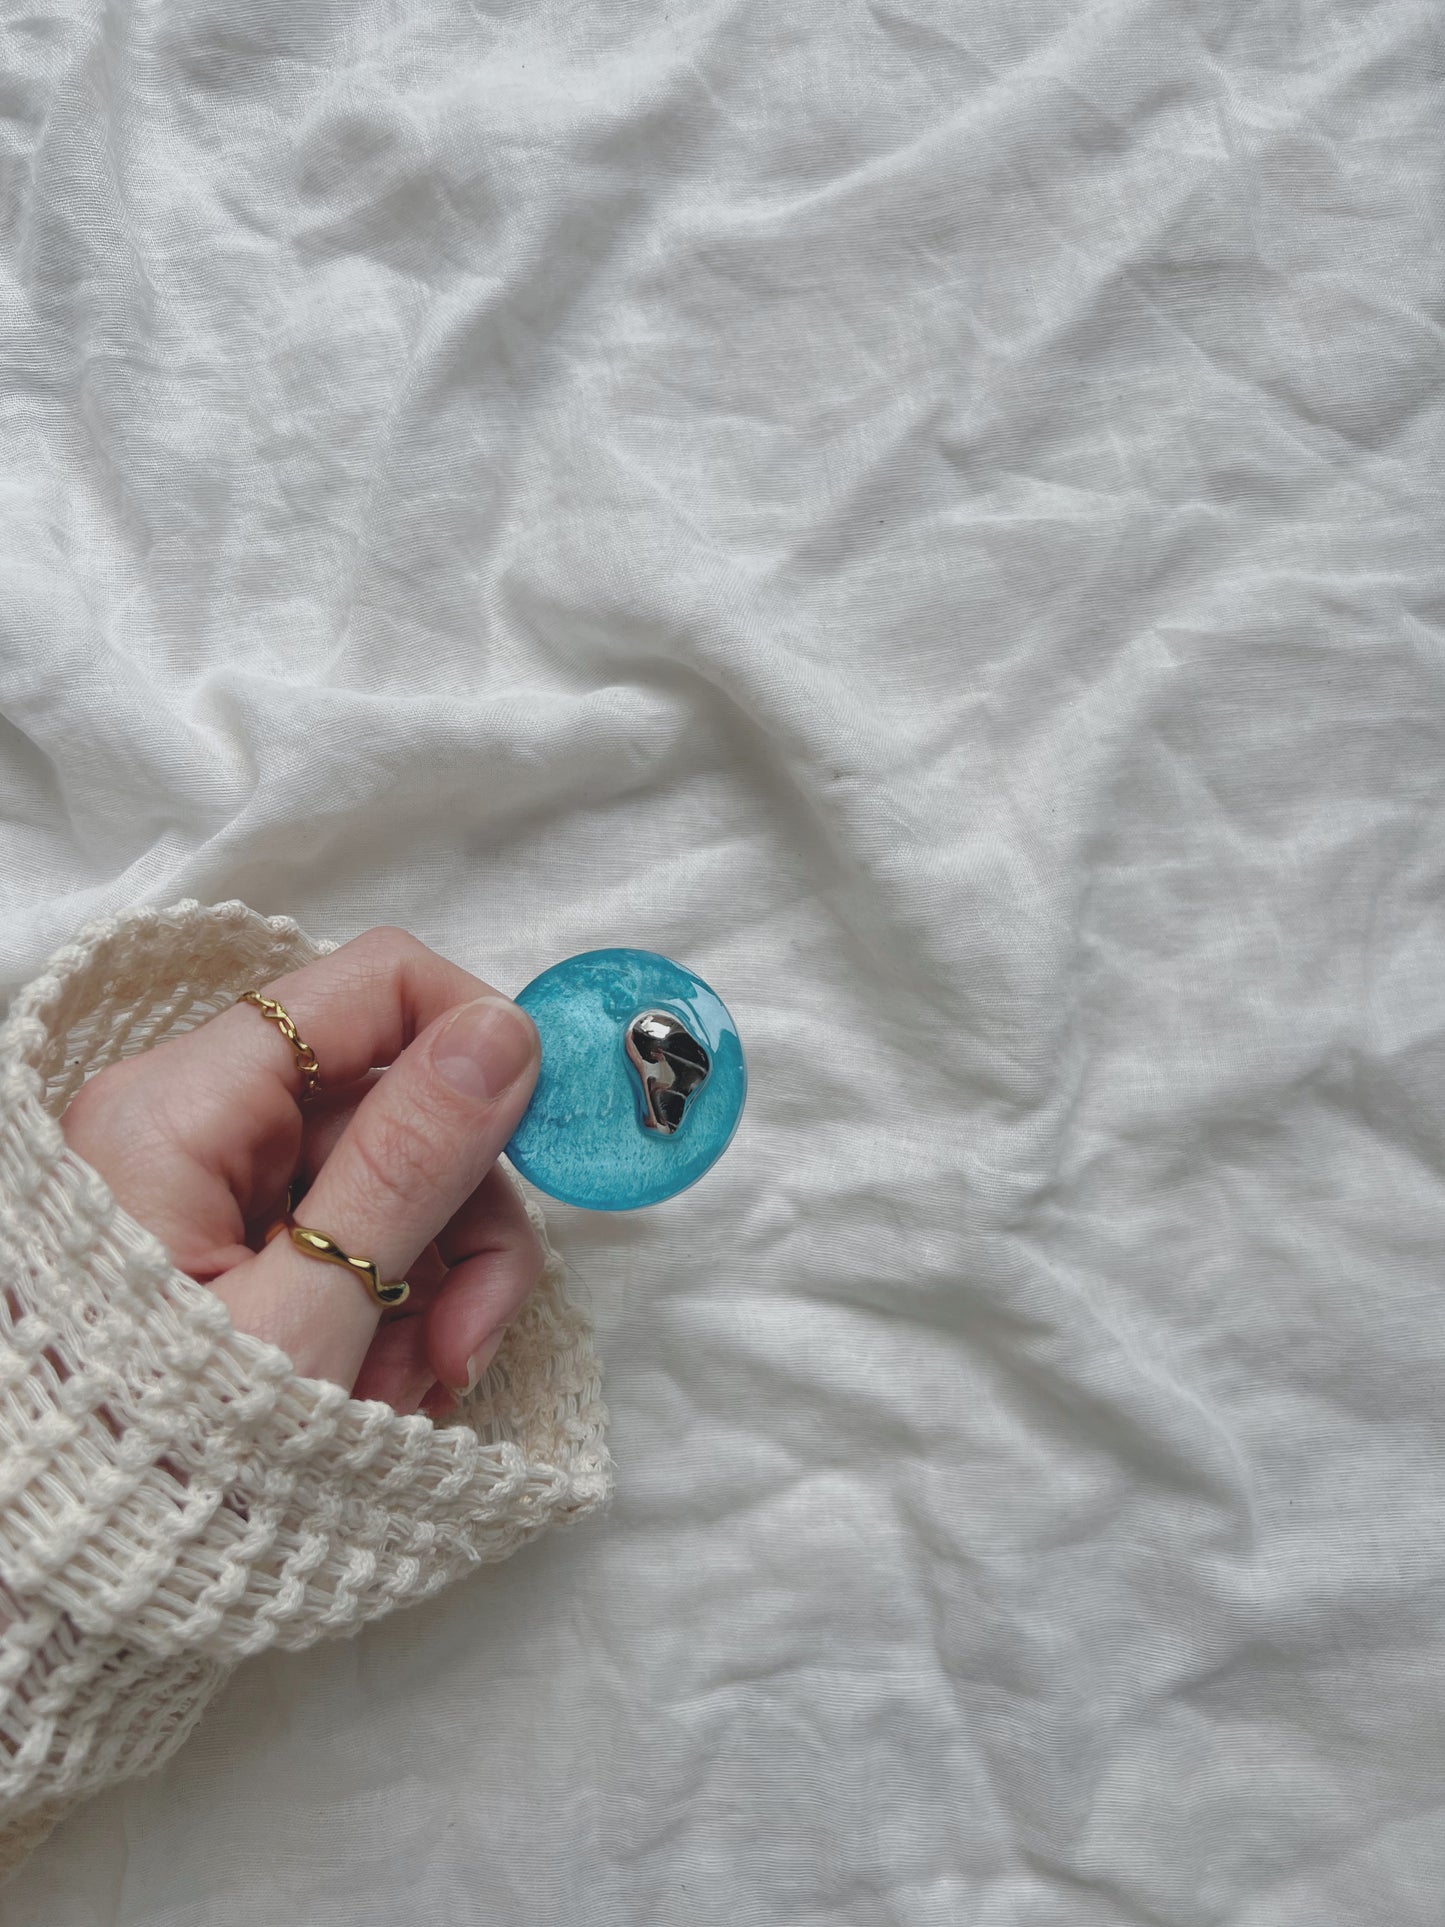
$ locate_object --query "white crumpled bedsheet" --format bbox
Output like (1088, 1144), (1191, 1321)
(3, 0), (1444, 1920)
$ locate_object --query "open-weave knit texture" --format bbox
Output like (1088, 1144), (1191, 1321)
(0, 899), (612, 1875)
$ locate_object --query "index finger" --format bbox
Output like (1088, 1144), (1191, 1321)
(193, 925), (504, 1106)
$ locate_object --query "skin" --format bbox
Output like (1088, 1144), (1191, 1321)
(59, 925), (545, 1420)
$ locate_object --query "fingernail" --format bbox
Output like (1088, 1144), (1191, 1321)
(433, 996), (536, 1103)
(461, 1328), (505, 1395)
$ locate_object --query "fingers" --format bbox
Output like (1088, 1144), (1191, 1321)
(173, 926), (506, 1127)
(83, 927), (504, 1245)
(260, 1077), (542, 1415)
(350, 1309), (439, 1421)
(427, 1166), (544, 1397)
(349, 1172), (544, 1417)
(209, 991), (539, 1387)
(291, 1072), (383, 1197)
(60, 924), (546, 1415)
(255, 925), (502, 1090)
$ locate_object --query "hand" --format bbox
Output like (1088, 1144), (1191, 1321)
(60, 926), (543, 1419)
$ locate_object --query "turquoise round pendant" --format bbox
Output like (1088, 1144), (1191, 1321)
(503, 949), (746, 1211)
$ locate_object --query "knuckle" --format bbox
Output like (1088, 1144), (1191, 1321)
(360, 924), (425, 963)
(61, 1059), (138, 1146)
(60, 1057), (185, 1192)
(345, 1101), (445, 1219)
(325, 924), (425, 991)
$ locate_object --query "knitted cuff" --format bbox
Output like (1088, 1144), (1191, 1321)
(0, 899), (611, 1846)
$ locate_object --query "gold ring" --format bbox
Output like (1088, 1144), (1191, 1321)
(238, 990), (322, 1103)
(272, 1220), (410, 1309)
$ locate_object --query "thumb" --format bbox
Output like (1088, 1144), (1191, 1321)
(210, 994), (539, 1387)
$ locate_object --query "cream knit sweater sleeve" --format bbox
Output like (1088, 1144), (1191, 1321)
(0, 900), (612, 1876)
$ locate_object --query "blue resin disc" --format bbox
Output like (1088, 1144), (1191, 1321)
(504, 949), (746, 1211)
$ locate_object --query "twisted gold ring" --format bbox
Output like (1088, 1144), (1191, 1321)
(237, 989), (322, 1103)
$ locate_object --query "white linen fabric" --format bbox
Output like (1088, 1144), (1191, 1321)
(2, 0), (1443, 1919)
